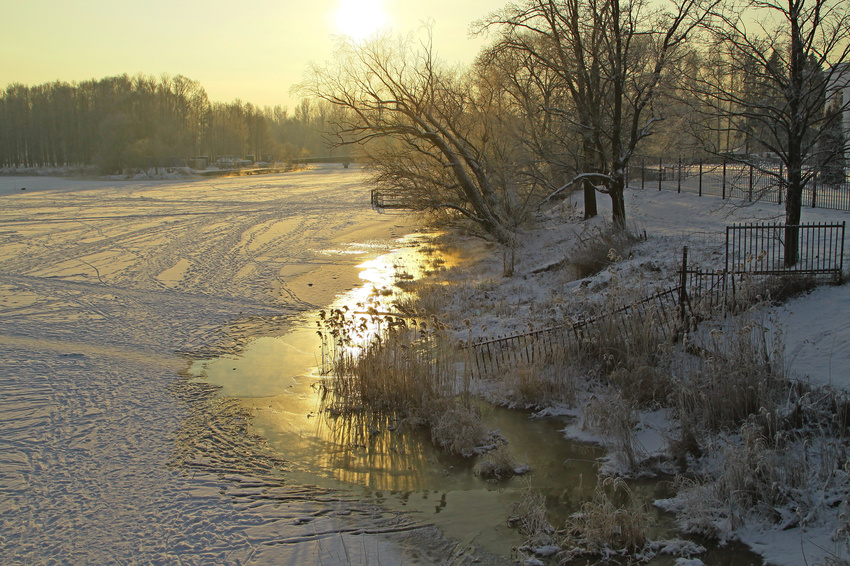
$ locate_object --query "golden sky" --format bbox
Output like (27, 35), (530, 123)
(1, 0), (498, 109)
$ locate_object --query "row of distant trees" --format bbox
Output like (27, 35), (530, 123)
(0, 73), (335, 173)
(301, 0), (850, 267)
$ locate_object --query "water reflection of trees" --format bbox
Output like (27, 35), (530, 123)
(314, 408), (456, 492)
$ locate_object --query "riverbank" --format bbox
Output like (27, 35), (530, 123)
(416, 187), (849, 565)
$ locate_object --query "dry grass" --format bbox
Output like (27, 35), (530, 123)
(508, 487), (557, 549)
(560, 476), (653, 561)
(666, 384), (850, 542)
(567, 223), (641, 279)
(574, 297), (675, 407)
(674, 313), (788, 435)
(583, 392), (643, 470)
(318, 305), (498, 457)
(498, 356), (580, 409)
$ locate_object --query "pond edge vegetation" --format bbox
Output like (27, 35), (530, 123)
(314, 217), (849, 565)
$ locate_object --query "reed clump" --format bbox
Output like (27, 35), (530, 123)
(509, 487), (557, 549)
(474, 445), (527, 480)
(317, 304), (496, 457)
(560, 476), (653, 561)
(673, 313), (788, 437)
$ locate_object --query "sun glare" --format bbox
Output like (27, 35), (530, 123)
(335, 0), (388, 40)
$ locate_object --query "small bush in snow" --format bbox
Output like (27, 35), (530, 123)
(560, 476), (653, 561)
(568, 223), (640, 279)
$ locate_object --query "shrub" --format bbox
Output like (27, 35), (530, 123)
(560, 477), (653, 560)
(567, 223), (640, 279)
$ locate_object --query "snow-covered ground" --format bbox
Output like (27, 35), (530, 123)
(429, 186), (850, 566)
(438, 187), (849, 393)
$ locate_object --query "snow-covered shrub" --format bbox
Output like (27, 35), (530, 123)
(662, 407), (850, 545)
(560, 476), (653, 560)
(427, 400), (497, 457)
(567, 223), (640, 278)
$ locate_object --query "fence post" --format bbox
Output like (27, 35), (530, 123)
(722, 159), (727, 199)
(659, 158), (663, 191)
(748, 163), (753, 201)
(699, 160), (703, 196)
(679, 246), (689, 326)
(641, 158), (645, 190)
(812, 175), (818, 208)
(840, 221), (846, 285)
(678, 157), (682, 193)
(779, 162), (783, 205)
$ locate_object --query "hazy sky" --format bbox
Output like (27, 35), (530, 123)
(1, 0), (500, 109)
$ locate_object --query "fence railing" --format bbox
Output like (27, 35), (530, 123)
(466, 221), (845, 379)
(628, 157), (850, 212)
(680, 222), (844, 318)
(371, 189), (420, 210)
(725, 222), (845, 283)
(466, 285), (685, 379)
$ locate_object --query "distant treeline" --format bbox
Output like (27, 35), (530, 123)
(0, 73), (336, 173)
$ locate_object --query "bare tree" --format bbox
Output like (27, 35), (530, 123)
(691, 0), (850, 264)
(298, 32), (539, 250)
(477, 33), (589, 214)
(480, 0), (718, 227)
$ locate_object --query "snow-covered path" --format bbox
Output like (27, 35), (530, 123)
(0, 167), (431, 564)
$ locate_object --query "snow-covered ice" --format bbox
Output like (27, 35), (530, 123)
(0, 166), (459, 565)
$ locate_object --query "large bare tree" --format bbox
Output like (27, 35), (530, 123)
(691, 0), (850, 264)
(299, 32), (541, 251)
(480, 0), (718, 227)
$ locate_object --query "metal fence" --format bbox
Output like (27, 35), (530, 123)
(725, 222), (845, 282)
(680, 221), (845, 318)
(466, 285), (684, 379)
(628, 158), (850, 212)
(466, 221), (845, 379)
(371, 189), (420, 210)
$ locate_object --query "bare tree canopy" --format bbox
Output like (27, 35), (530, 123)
(479, 0), (719, 227)
(299, 32), (548, 247)
(689, 0), (850, 263)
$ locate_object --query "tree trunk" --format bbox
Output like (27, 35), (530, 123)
(784, 179), (803, 266)
(784, 0), (804, 268)
(610, 174), (627, 228)
(583, 179), (598, 219)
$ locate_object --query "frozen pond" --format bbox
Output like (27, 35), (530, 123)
(0, 167), (454, 564)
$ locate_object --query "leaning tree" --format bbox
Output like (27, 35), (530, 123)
(299, 32), (543, 258)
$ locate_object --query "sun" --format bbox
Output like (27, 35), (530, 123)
(335, 0), (388, 40)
